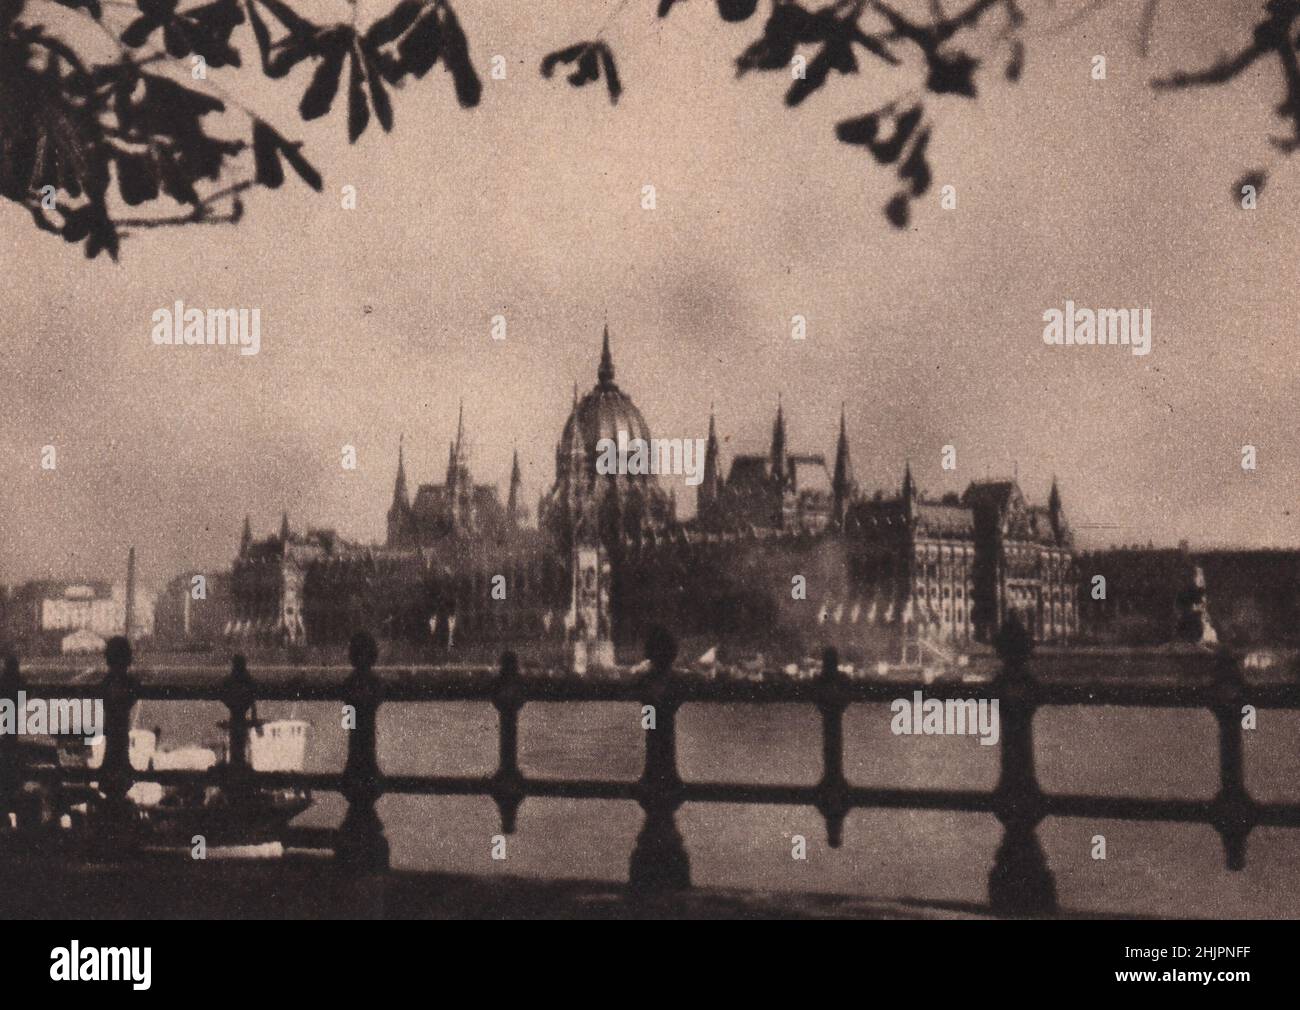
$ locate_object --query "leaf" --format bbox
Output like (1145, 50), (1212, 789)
(366, 0), (423, 47)
(598, 44), (621, 104)
(163, 20), (192, 59)
(884, 192), (910, 228)
(851, 104), (922, 164)
(716, 0), (757, 22)
(542, 43), (589, 78)
(246, 0), (272, 69)
(347, 49), (370, 142)
(786, 46), (832, 105)
(835, 112), (879, 146)
(121, 15), (160, 48)
(300, 44), (346, 120)
(252, 119), (284, 188)
(397, 8), (441, 78)
(266, 42), (312, 78)
(1005, 39), (1024, 82)
(737, 3), (810, 74)
(542, 42), (620, 105)
(115, 150), (159, 204)
(363, 50), (393, 132)
(571, 48), (600, 87)
(898, 127), (931, 196)
(926, 49), (978, 98)
(278, 137), (322, 191)
(438, 3), (481, 107)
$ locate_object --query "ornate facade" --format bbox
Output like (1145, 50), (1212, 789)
(229, 326), (1078, 654)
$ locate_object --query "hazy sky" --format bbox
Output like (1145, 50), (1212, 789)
(3, 0), (1295, 588)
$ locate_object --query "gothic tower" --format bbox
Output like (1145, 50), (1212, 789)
(699, 405), (723, 525)
(1048, 475), (1066, 545)
(507, 447), (527, 529)
(832, 403), (855, 529)
(902, 461), (918, 519)
(387, 435), (411, 546)
(446, 400), (475, 535)
(769, 395), (787, 488)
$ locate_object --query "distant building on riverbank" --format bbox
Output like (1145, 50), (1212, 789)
(1, 579), (155, 655)
(1079, 545), (1300, 647)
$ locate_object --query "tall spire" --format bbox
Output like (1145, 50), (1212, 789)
(391, 434), (409, 511)
(700, 403), (722, 522)
(902, 459), (917, 512)
(769, 393), (787, 487)
(832, 403), (855, 527)
(455, 399), (465, 454)
(598, 324), (615, 388)
(279, 510), (291, 542)
(1048, 474), (1066, 543)
(240, 514), (252, 555)
(387, 436), (410, 546)
(507, 446), (525, 528)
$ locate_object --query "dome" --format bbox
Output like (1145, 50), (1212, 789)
(543, 325), (675, 544)
(554, 326), (654, 483)
(559, 387), (653, 463)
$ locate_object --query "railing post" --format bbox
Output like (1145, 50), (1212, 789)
(99, 636), (138, 852)
(335, 631), (389, 873)
(221, 655), (255, 810)
(490, 652), (525, 834)
(1211, 650), (1253, 870)
(816, 647), (849, 848)
(0, 654), (21, 832)
(987, 615), (1057, 916)
(629, 626), (690, 894)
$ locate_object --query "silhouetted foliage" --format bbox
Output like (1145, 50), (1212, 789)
(541, 40), (621, 104)
(1, 0), (1295, 258)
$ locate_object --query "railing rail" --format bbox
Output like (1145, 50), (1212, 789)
(3, 619), (1299, 915)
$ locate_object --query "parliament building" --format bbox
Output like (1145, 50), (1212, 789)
(229, 328), (1078, 657)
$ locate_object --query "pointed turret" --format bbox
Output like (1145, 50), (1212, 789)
(769, 394), (787, 488)
(832, 403), (855, 527)
(598, 324), (616, 389)
(902, 460), (917, 517)
(699, 405), (723, 524)
(446, 400), (475, 535)
(392, 435), (409, 510)
(279, 510), (291, 542)
(239, 515), (252, 556)
(507, 447), (526, 528)
(387, 436), (411, 546)
(1048, 475), (1067, 544)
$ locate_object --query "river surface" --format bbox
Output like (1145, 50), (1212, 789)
(112, 676), (1300, 919)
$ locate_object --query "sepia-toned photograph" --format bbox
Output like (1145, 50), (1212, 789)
(1, 0), (1298, 961)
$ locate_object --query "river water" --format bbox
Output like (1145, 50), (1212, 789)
(121, 680), (1300, 918)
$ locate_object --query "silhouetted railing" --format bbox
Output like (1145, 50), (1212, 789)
(3, 621), (1300, 915)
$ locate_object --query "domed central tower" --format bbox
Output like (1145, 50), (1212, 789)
(542, 326), (673, 551)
